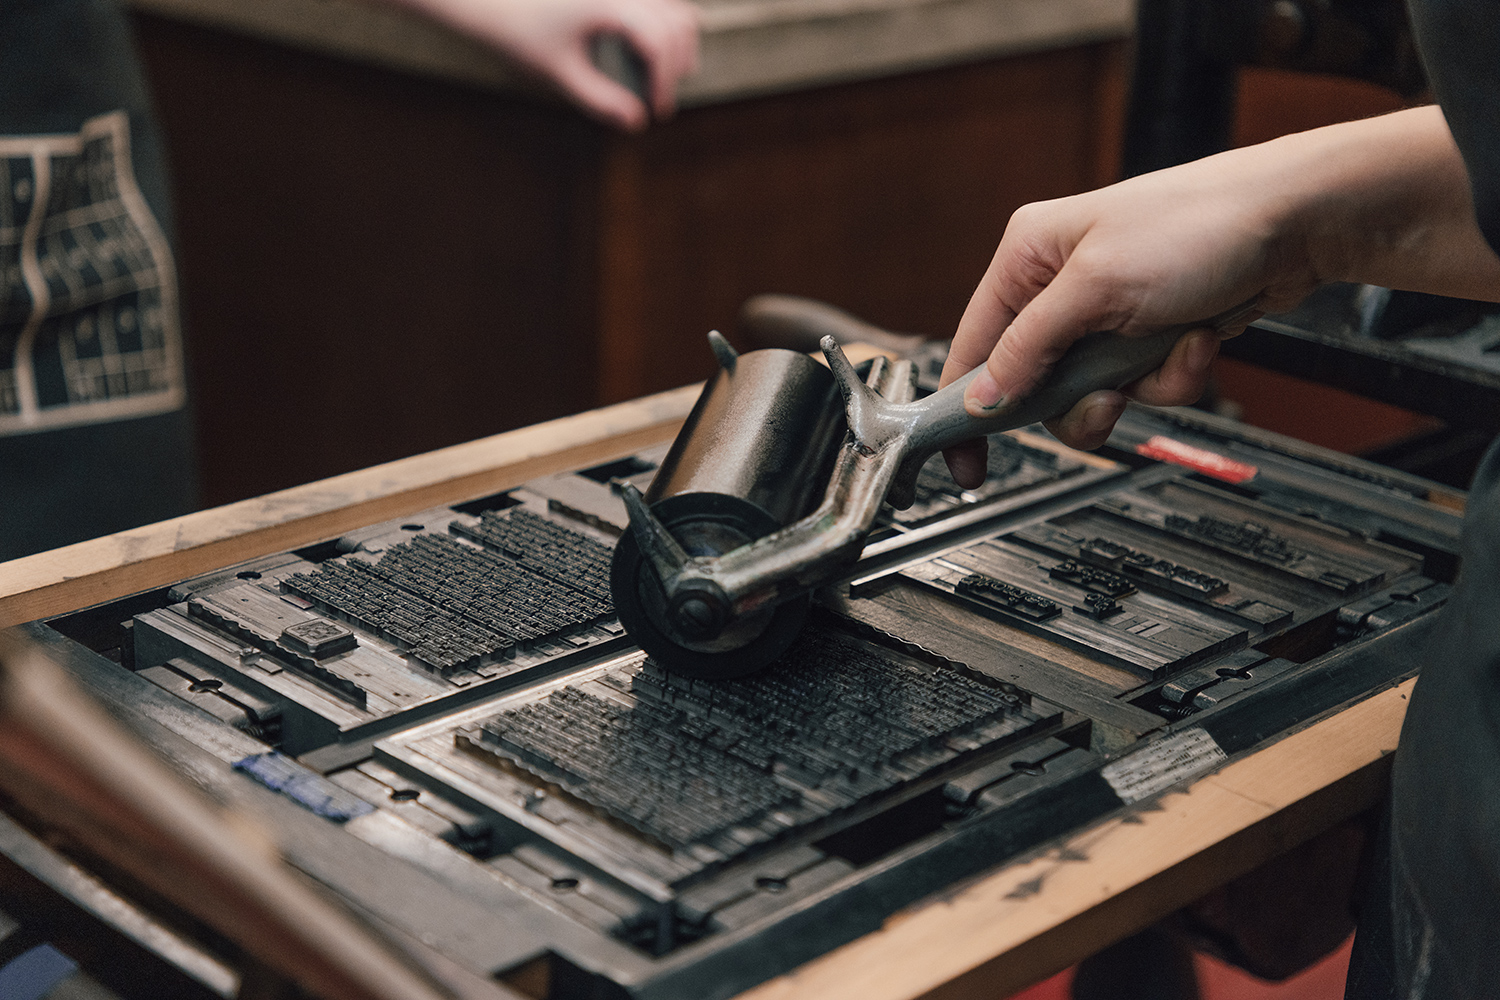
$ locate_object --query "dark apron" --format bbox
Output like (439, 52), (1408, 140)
(0, 0), (197, 560)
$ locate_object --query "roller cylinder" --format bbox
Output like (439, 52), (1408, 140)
(646, 348), (846, 530)
(612, 347), (848, 678)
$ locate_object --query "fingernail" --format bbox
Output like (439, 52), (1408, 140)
(1082, 397), (1122, 440)
(950, 455), (983, 489)
(1187, 329), (1219, 369)
(965, 370), (1006, 414)
(1084, 402), (1113, 438)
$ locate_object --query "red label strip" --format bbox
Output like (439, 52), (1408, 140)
(1136, 435), (1258, 484)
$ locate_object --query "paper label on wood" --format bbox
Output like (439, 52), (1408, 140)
(1101, 727), (1227, 804)
(1136, 436), (1258, 484)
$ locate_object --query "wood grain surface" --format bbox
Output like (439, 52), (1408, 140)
(0, 386), (698, 629)
(0, 341), (897, 629)
(2, 387), (1412, 1000)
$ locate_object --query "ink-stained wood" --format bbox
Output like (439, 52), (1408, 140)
(0, 342), (898, 630)
(1, 390), (1415, 1000)
(843, 585), (1149, 701)
(4, 26), (1441, 993)
(733, 677), (1411, 1000)
(0, 386), (698, 630)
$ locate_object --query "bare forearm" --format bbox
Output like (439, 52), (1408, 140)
(939, 104), (1500, 462)
(1279, 105), (1500, 301)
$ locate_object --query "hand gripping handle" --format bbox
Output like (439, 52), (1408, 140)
(910, 325), (1181, 451)
(821, 300), (1260, 507)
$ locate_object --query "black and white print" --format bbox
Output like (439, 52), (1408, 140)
(0, 109), (184, 436)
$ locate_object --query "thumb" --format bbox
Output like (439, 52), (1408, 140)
(963, 267), (1126, 416)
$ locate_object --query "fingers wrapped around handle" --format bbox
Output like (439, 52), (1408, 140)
(907, 325), (1185, 455)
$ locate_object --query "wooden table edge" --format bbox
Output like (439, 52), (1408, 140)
(0, 388), (1412, 1000)
(734, 679), (1411, 1000)
(0, 385), (701, 628)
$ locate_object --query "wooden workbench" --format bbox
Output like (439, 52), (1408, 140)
(0, 388), (1410, 999)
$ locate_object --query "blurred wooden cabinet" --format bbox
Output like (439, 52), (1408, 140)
(131, 14), (1126, 506)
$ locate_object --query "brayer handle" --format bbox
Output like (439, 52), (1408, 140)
(904, 301), (1261, 457)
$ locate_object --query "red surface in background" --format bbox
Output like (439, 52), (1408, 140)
(1213, 359), (1440, 456)
(1007, 936), (1354, 1000)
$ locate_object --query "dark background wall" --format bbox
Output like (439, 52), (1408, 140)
(131, 15), (1128, 507)
(131, 15), (1421, 508)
